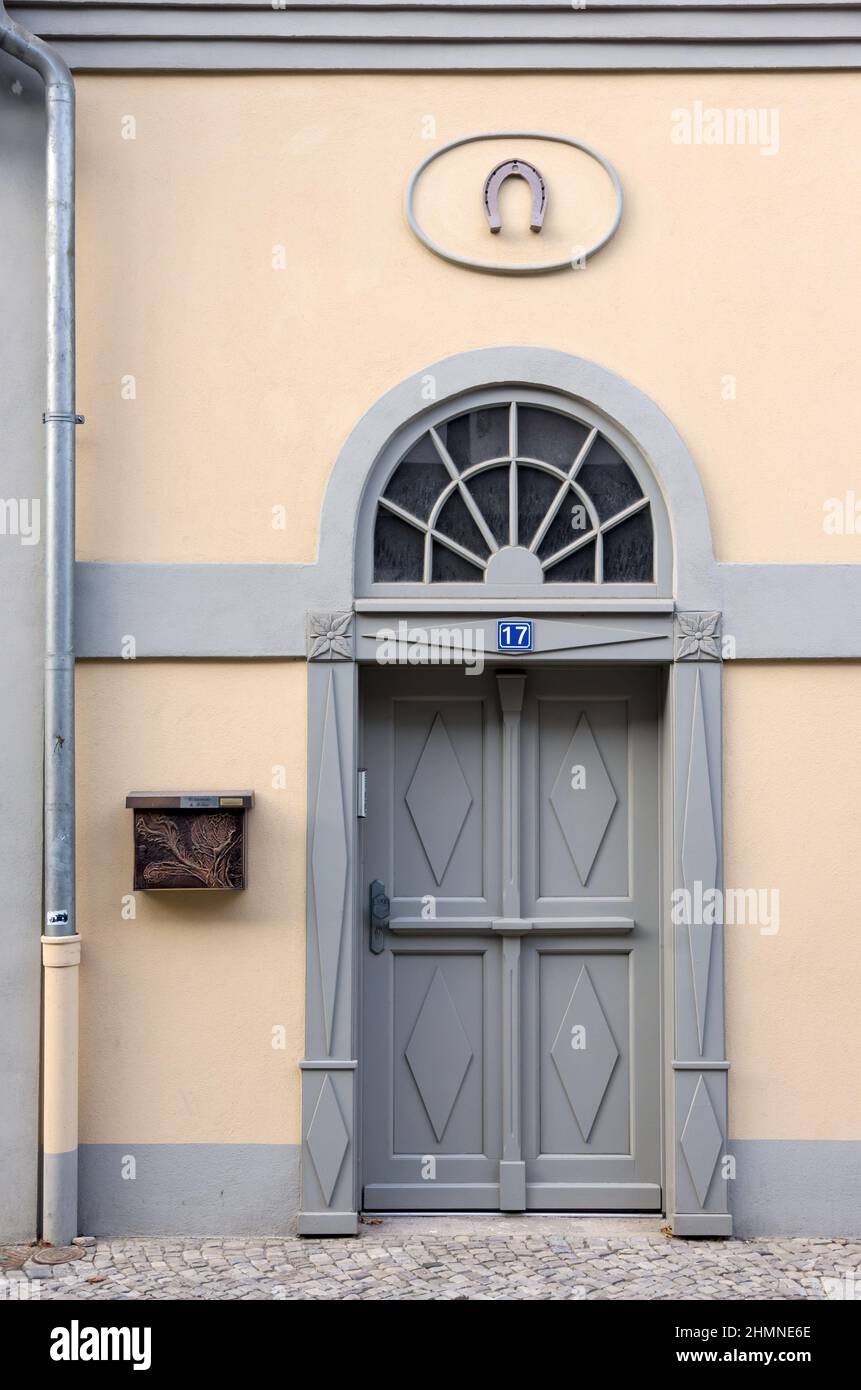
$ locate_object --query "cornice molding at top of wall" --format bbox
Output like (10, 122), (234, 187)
(10, 1), (861, 10)
(8, 0), (861, 73)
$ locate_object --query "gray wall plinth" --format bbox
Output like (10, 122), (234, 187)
(729, 1140), (861, 1238)
(78, 1143), (301, 1237)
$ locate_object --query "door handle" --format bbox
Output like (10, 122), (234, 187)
(369, 879), (390, 954)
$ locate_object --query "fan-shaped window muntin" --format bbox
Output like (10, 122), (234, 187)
(373, 401), (655, 586)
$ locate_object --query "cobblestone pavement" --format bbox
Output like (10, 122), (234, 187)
(3, 1217), (859, 1301)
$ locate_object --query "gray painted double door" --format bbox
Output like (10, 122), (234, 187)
(361, 665), (661, 1211)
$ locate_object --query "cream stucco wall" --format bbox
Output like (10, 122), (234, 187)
(725, 662), (861, 1141)
(71, 73), (861, 1160)
(73, 659), (861, 1148)
(76, 661), (306, 1145)
(76, 73), (861, 567)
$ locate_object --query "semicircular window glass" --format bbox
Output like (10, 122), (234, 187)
(372, 402), (654, 584)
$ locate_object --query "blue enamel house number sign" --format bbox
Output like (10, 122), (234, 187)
(497, 619), (533, 652)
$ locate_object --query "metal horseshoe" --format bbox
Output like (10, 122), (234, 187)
(483, 158), (547, 234)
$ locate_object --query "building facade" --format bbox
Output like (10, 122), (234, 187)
(2, 1), (860, 1243)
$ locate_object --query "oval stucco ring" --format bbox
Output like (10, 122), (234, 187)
(405, 130), (624, 276)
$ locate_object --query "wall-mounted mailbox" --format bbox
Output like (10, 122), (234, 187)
(125, 792), (254, 891)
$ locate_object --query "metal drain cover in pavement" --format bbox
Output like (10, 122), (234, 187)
(32, 1246), (84, 1264)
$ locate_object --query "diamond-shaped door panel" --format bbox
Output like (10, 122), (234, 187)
(549, 713), (618, 884)
(405, 968), (474, 1142)
(405, 712), (474, 885)
(550, 965), (620, 1141)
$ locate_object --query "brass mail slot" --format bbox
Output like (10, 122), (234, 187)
(125, 792), (254, 891)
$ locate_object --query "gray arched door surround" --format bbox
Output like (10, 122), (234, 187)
(300, 348), (730, 1238)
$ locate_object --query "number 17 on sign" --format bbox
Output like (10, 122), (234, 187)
(497, 619), (533, 652)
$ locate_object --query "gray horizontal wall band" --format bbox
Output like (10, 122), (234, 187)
(673, 1060), (730, 1070)
(75, 561), (313, 659)
(75, 560), (861, 660)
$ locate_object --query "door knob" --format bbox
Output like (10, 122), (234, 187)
(369, 879), (390, 954)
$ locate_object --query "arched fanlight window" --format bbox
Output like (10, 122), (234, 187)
(372, 401), (656, 586)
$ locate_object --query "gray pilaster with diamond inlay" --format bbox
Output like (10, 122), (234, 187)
(299, 614), (359, 1235)
(668, 618), (731, 1236)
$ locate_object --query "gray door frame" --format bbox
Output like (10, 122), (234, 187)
(299, 348), (731, 1237)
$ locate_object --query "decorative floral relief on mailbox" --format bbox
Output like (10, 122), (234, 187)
(126, 793), (253, 891)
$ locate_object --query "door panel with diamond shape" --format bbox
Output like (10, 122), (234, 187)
(522, 668), (661, 1209)
(396, 703), (485, 901)
(396, 957), (484, 1152)
(535, 698), (628, 900)
(361, 665), (660, 1212)
(541, 954), (629, 1153)
(362, 667), (503, 1209)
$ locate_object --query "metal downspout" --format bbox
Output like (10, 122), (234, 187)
(0, 2), (79, 1245)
